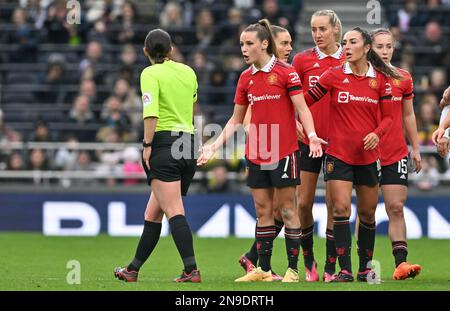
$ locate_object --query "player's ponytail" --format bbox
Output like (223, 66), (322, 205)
(244, 19), (280, 59)
(144, 28), (172, 64)
(352, 27), (401, 80)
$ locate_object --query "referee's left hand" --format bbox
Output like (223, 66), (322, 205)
(143, 147), (152, 169)
(363, 132), (379, 150)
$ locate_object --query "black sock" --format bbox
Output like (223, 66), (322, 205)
(256, 225), (276, 272)
(333, 217), (352, 273)
(325, 228), (337, 274)
(169, 215), (197, 274)
(246, 218), (283, 266)
(392, 241), (408, 267)
(127, 221), (162, 272)
(300, 225), (314, 270)
(357, 220), (376, 272)
(285, 227), (301, 270)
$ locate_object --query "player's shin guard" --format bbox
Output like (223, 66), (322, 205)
(300, 225), (314, 270)
(285, 227), (301, 271)
(256, 225), (276, 272)
(333, 217), (352, 273)
(357, 220), (376, 272)
(325, 228), (337, 274)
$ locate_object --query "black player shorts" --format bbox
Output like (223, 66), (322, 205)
(142, 131), (197, 196)
(246, 150), (301, 188)
(299, 143), (325, 174)
(323, 155), (381, 186)
(380, 156), (409, 186)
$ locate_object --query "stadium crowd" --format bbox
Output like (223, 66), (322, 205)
(0, 0), (449, 189)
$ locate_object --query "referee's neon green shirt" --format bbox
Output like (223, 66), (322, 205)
(141, 60), (197, 134)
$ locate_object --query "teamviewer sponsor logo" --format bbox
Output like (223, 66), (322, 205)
(338, 91), (349, 103)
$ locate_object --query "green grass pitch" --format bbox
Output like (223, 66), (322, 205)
(0, 233), (448, 291)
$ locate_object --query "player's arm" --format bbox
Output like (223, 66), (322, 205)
(439, 85), (450, 108)
(402, 98), (422, 172)
(364, 82), (394, 150)
(291, 93), (327, 158)
(303, 70), (331, 106)
(242, 107), (251, 135)
(432, 106), (450, 145)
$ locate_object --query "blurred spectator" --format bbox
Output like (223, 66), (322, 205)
(414, 156), (440, 190)
(54, 135), (79, 170)
(70, 150), (99, 187)
(87, 20), (110, 44)
(170, 44), (185, 63)
(6, 151), (25, 171)
(21, 0), (48, 29)
(417, 94), (440, 145)
(99, 95), (134, 141)
(43, 0), (84, 44)
(36, 53), (68, 103)
(27, 119), (58, 142)
(27, 148), (50, 184)
(86, 0), (124, 23)
(1, 7), (38, 62)
(261, 0), (292, 31)
(0, 109), (22, 143)
(105, 44), (137, 87)
(78, 78), (98, 107)
(79, 41), (110, 85)
(68, 95), (97, 142)
(195, 9), (216, 50)
(108, 0), (141, 45)
(160, 1), (184, 28)
(122, 146), (144, 185)
(413, 21), (448, 67)
(95, 127), (122, 186)
(112, 79), (141, 128)
(189, 50), (214, 85)
(217, 7), (244, 44)
(207, 68), (227, 105)
(206, 162), (241, 193)
(429, 68), (447, 98)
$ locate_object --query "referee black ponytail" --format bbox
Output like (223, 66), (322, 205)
(352, 27), (401, 80)
(244, 19), (280, 59)
(144, 29), (172, 64)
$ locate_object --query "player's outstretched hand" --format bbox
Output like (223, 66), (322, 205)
(197, 144), (215, 166)
(363, 132), (380, 150)
(308, 136), (327, 158)
(431, 127), (446, 145)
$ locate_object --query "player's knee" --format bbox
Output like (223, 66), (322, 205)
(386, 201), (404, 219)
(358, 209), (376, 224)
(333, 202), (350, 218)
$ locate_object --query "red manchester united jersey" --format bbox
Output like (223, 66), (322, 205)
(292, 46), (345, 145)
(379, 67), (414, 166)
(235, 55), (302, 165)
(304, 62), (394, 165)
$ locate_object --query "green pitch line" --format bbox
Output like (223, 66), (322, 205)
(0, 233), (448, 291)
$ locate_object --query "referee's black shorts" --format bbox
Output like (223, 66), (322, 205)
(142, 131), (197, 196)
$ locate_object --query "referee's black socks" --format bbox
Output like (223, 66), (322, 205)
(128, 221), (162, 272)
(333, 217), (352, 273)
(169, 214), (197, 273)
(357, 220), (376, 272)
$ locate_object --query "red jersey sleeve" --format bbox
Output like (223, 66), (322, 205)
(286, 66), (303, 96)
(292, 54), (303, 81)
(402, 72), (414, 100)
(374, 75), (394, 138)
(234, 73), (249, 106)
(304, 68), (333, 106)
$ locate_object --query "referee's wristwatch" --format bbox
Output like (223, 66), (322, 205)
(142, 140), (153, 148)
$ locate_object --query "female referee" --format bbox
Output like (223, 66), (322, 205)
(198, 19), (326, 283)
(292, 9), (345, 282)
(114, 29), (201, 283)
(371, 28), (422, 280)
(304, 27), (399, 282)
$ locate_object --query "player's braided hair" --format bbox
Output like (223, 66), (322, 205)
(352, 27), (401, 80)
(244, 19), (280, 59)
(144, 29), (172, 64)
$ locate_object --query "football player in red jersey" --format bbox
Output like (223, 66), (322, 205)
(304, 27), (400, 282)
(291, 9), (344, 282)
(198, 19), (326, 282)
(239, 25), (294, 282)
(371, 28), (423, 280)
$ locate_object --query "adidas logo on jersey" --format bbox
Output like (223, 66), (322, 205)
(249, 80), (253, 86)
(313, 63), (320, 68)
(343, 78), (350, 84)
(400, 174), (406, 180)
(281, 173), (289, 179)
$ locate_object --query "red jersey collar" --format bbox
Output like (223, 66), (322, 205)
(343, 61), (376, 78)
(314, 45), (343, 60)
(251, 55), (276, 75)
